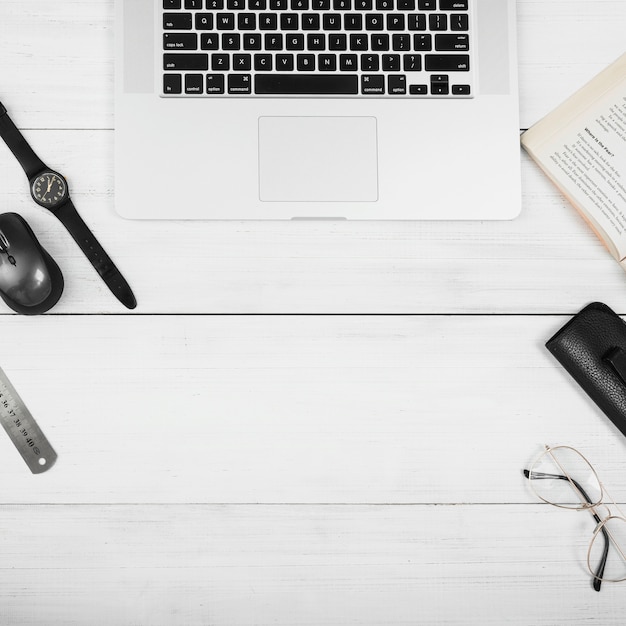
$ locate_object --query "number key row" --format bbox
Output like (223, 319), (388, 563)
(166, 0), (468, 10)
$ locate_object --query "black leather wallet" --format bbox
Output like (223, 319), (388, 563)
(546, 302), (626, 438)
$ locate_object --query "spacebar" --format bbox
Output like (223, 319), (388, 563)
(255, 74), (359, 95)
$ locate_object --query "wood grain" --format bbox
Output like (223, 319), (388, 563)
(0, 315), (624, 504)
(0, 2), (624, 624)
(0, 504), (618, 626)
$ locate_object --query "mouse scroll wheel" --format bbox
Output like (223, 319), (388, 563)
(0, 231), (9, 253)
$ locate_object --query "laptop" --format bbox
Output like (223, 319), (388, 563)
(114, 0), (521, 219)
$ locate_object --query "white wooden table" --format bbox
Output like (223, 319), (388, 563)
(1, 1), (625, 624)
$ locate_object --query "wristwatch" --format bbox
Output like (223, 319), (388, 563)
(0, 101), (136, 310)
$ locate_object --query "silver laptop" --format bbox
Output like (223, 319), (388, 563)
(114, 0), (521, 219)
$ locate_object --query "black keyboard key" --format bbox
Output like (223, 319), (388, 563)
(164, 0), (182, 8)
(201, 33), (220, 48)
(222, 33), (241, 49)
(409, 84), (427, 95)
(396, 0), (414, 8)
(227, 0), (245, 7)
(270, 0), (287, 7)
(381, 54), (400, 71)
(425, 54), (469, 71)
(452, 84), (471, 95)
(255, 74), (358, 94)
(408, 14), (426, 30)
(430, 73), (449, 94)
(362, 74), (384, 94)
(234, 53), (252, 69)
(387, 14), (404, 30)
(163, 53), (209, 70)
(429, 14), (446, 30)
(417, 0), (434, 8)
(344, 14), (362, 30)
(206, 0), (224, 8)
(243, 33), (262, 49)
(255, 54), (273, 70)
(238, 13), (256, 29)
(328, 34), (347, 50)
(349, 34), (368, 51)
(402, 53), (421, 70)
(196, 13), (214, 28)
(450, 13), (469, 31)
(249, 0), (266, 7)
(435, 34), (469, 51)
(339, 54), (358, 70)
(302, 13), (320, 29)
(365, 13), (384, 30)
(297, 54), (315, 70)
(286, 33), (305, 49)
(259, 13), (278, 29)
(185, 74), (204, 94)
(371, 34), (389, 51)
(440, 0), (467, 9)
(228, 74), (252, 93)
(361, 53), (379, 71)
(281, 13), (299, 29)
(206, 74), (225, 93)
(413, 34), (432, 50)
(163, 33), (198, 50)
(163, 13), (193, 29)
(319, 54), (337, 70)
(211, 53), (230, 70)
(291, 0), (309, 8)
(375, 0), (393, 9)
(307, 34), (326, 50)
(313, 0), (331, 7)
(392, 34), (410, 51)
(163, 73), (182, 94)
(185, 0), (203, 8)
(356, 0), (372, 7)
(276, 54), (295, 70)
(388, 74), (406, 94)
(265, 33), (283, 49)
(333, 0), (351, 8)
(215, 12), (235, 28)
(323, 14), (342, 30)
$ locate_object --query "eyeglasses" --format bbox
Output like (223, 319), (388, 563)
(523, 444), (626, 592)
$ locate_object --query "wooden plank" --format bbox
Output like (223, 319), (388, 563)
(0, 130), (624, 313)
(1, 1), (624, 129)
(0, 503), (619, 625)
(0, 315), (625, 503)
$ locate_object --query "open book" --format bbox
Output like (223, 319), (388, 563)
(521, 53), (626, 269)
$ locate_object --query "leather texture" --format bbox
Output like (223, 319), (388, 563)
(0, 104), (47, 179)
(54, 200), (137, 310)
(546, 302), (626, 438)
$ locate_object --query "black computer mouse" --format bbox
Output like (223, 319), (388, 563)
(0, 212), (64, 315)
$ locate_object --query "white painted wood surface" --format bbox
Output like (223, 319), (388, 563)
(0, 1), (625, 624)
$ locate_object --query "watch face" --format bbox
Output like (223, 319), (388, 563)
(31, 172), (68, 207)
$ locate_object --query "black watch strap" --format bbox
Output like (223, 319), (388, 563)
(54, 200), (137, 310)
(0, 102), (47, 179)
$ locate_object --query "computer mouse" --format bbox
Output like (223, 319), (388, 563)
(0, 212), (64, 315)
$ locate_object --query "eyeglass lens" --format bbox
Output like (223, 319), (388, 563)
(528, 446), (602, 509)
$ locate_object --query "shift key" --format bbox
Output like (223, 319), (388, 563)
(163, 54), (209, 71)
(425, 54), (470, 72)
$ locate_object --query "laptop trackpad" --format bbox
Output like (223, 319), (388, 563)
(258, 116), (378, 202)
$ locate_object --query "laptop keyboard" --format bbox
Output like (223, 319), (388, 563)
(162, 0), (472, 97)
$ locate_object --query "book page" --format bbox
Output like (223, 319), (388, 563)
(548, 92), (626, 256)
(522, 54), (626, 260)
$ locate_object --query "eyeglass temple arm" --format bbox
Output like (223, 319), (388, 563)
(523, 469), (608, 592)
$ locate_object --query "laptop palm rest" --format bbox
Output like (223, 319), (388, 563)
(258, 116), (379, 203)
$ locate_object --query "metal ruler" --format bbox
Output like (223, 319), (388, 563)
(0, 367), (56, 473)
